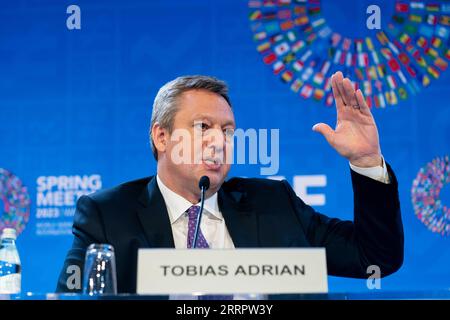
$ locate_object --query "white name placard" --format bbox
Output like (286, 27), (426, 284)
(137, 248), (328, 295)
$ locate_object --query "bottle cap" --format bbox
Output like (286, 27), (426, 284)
(1, 228), (17, 240)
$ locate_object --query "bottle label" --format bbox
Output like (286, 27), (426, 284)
(0, 274), (21, 294)
(0, 261), (21, 294)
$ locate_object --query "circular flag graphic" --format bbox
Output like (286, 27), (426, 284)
(411, 156), (450, 236)
(0, 168), (31, 236)
(248, 0), (450, 107)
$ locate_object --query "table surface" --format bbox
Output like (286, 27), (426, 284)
(1, 290), (450, 300)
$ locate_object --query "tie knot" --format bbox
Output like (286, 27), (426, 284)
(187, 205), (200, 220)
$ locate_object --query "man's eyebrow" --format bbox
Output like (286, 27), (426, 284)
(191, 114), (235, 127)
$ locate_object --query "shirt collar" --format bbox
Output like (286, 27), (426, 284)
(156, 175), (222, 224)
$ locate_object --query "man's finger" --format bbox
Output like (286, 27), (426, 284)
(334, 71), (349, 106)
(312, 123), (335, 147)
(355, 89), (372, 115)
(342, 78), (358, 107)
(331, 74), (345, 117)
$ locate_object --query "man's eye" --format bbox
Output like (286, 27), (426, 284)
(194, 122), (208, 130)
(224, 129), (235, 137)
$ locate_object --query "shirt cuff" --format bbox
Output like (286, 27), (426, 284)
(349, 156), (391, 184)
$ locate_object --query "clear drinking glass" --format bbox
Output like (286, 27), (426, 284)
(82, 244), (117, 296)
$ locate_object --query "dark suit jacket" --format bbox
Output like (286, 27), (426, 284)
(56, 164), (403, 293)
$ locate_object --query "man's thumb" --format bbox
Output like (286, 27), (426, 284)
(312, 123), (334, 144)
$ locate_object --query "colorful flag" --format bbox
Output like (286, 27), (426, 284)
(397, 70), (407, 84)
(365, 95), (372, 108)
(263, 52), (277, 64)
(376, 32), (389, 45)
(249, 10), (262, 21)
(358, 53), (369, 67)
(294, 6), (306, 15)
(274, 42), (290, 56)
(294, 16), (309, 26)
(257, 42), (271, 53)
(378, 93), (386, 108)
(399, 87), (408, 99)
(425, 47), (438, 58)
(269, 33), (284, 43)
(393, 15), (405, 24)
(308, 7), (321, 15)
(254, 31), (267, 41)
(313, 72), (325, 85)
(301, 67), (314, 81)
(346, 52), (353, 66)
(292, 40), (305, 52)
(300, 84), (313, 98)
(426, 4), (440, 12)
(368, 66), (378, 79)
(406, 64), (418, 77)
(420, 73), (431, 86)
(399, 33), (411, 44)
(292, 60), (304, 71)
(396, 3), (409, 13)
(374, 80), (383, 92)
(427, 14), (437, 25)
(409, 14), (422, 23)
(313, 89), (324, 100)
(398, 52), (410, 65)
(331, 33), (341, 47)
(436, 26), (449, 39)
(355, 68), (364, 80)
(325, 92), (334, 106)
(410, 2), (425, 10)
(342, 38), (351, 51)
(281, 70), (294, 82)
(283, 52), (296, 64)
(434, 57), (448, 71)
(311, 18), (325, 28)
(388, 58), (401, 72)
(286, 31), (297, 42)
(273, 61), (285, 74)
(386, 90), (398, 105)
(290, 79), (302, 92)
(281, 20), (294, 31)
(320, 61), (331, 75)
(387, 75), (398, 89)
(333, 50), (342, 64)
(416, 37), (427, 48)
(371, 51), (380, 64)
(363, 81), (372, 95)
(431, 37), (442, 48)
(440, 15), (450, 26)
(427, 66), (440, 78)
(377, 65), (386, 78)
(277, 9), (292, 20)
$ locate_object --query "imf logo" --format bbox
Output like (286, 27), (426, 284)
(0, 168), (31, 236)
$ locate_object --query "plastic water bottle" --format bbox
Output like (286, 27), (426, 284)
(0, 228), (21, 294)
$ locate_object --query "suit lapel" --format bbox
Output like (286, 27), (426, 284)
(218, 186), (259, 248)
(136, 176), (175, 248)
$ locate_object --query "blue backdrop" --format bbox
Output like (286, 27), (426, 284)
(0, 0), (449, 294)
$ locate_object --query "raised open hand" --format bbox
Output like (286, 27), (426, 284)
(313, 71), (382, 168)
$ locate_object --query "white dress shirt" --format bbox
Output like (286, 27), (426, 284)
(156, 157), (390, 249)
(156, 175), (235, 249)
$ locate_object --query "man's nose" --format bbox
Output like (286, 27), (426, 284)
(204, 128), (226, 154)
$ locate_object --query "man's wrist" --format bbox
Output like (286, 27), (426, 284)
(349, 154), (382, 168)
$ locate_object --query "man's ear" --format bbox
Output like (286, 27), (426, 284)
(152, 123), (169, 154)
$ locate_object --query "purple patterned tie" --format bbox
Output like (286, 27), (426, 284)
(187, 205), (209, 248)
(186, 205), (232, 300)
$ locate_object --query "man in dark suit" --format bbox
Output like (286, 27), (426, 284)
(56, 72), (403, 294)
